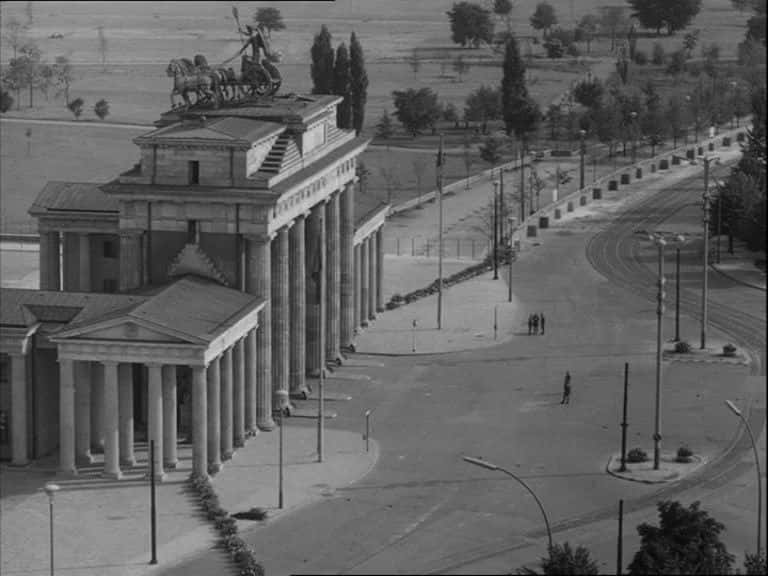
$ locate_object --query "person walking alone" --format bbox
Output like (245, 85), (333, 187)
(527, 314), (533, 335)
(561, 371), (571, 404)
(532, 313), (539, 335)
(540, 313), (545, 335)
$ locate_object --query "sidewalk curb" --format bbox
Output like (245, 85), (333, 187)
(605, 453), (708, 485)
(711, 262), (767, 292)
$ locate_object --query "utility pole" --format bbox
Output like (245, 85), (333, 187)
(493, 180), (499, 280)
(700, 155), (718, 350)
(675, 247), (681, 342)
(519, 146), (525, 222)
(619, 363), (629, 472)
(437, 134), (445, 329)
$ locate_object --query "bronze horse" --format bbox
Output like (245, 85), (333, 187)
(166, 58), (219, 109)
(193, 55), (241, 101)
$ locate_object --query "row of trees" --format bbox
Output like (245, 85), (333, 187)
(309, 25), (368, 135)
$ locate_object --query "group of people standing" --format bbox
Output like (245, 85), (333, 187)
(527, 313), (545, 335)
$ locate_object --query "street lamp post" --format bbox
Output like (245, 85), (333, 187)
(579, 129), (586, 190)
(700, 155), (719, 350)
(44, 483), (60, 576)
(724, 400), (762, 557)
(493, 180), (499, 280)
(675, 245), (682, 342)
(463, 456), (553, 551)
(630, 111), (638, 164)
(650, 235), (666, 470)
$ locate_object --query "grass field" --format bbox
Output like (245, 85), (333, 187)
(0, 1), (754, 233)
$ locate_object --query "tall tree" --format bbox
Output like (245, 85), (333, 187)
(628, 501), (735, 575)
(349, 32), (368, 135)
(333, 43), (352, 129)
(375, 109), (395, 140)
(464, 85), (501, 133)
(598, 6), (629, 51)
(501, 36), (540, 141)
(391, 88), (441, 136)
(576, 14), (600, 53)
(16, 42), (42, 107)
(3, 17), (28, 61)
(310, 25), (334, 94)
(446, 2), (495, 47)
(252, 7), (285, 38)
(493, 0), (515, 35)
(52, 55), (73, 104)
(530, 2), (557, 39)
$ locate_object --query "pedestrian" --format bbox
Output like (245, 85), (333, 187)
(540, 313), (545, 335)
(532, 313), (539, 335)
(527, 314), (533, 335)
(561, 371), (571, 405)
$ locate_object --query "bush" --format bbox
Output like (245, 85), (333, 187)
(723, 343), (737, 357)
(652, 42), (665, 65)
(633, 50), (648, 65)
(94, 98), (110, 120)
(676, 445), (693, 463)
(627, 448), (648, 463)
(666, 50), (687, 75)
(232, 507), (269, 521)
(0, 89), (13, 113)
(67, 97), (84, 119)
(566, 43), (580, 57)
(674, 340), (692, 353)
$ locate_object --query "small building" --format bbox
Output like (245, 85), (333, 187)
(0, 94), (387, 478)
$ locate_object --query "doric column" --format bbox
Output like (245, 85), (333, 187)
(79, 233), (91, 291)
(90, 363), (104, 454)
(62, 232), (79, 291)
(39, 231), (60, 291)
(10, 354), (28, 466)
(220, 348), (233, 461)
(58, 358), (77, 475)
(368, 232), (376, 321)
(119, 230), (142, 292)
(289, 214), (309, 398)
(360, 237), (369, 326)
(118, 363), (135, 467)
(340, 183), (355, 349)
(354, 243), (361, 331)
(245, 234), (275, 431)
(244, 330), (258, 434)
(75, 361), (92, 465)
(206, 357), (221, 474)
(162, 365), (178, 469)
(376, 227), (385, 312)
(326, 192), (341, 363)
(102, 361), (121, 479)
(192, 365), (208, 478)
(233, 338), (245, 447)
(306, 203), (326, 377)
(271, 225), (291, 412)
(146, 364), (164, 481)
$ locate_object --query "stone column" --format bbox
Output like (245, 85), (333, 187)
(340, 183), (355, 349)
(10, 354), (28, 466)
(220, 348), (233, 461)
(39, 231), (60, 291)
(162, 365), (178, 469)
(271, 226), (291, 412)
(102, 361), (121, 479)
(118, 363), (135, 467)
(75, 361), (92, 465)
(79, 233), (91, 292)
(306, 204), (326, 377)
(62, 232), (79, 291)
(376, 227), (385, 312)
(233, 339), (245, 447)
(326, 192), (341, 363)
(58, 358), (77, 475)
(206, 357), (221, 474)
(90, 363), (105, 454)
(354, 243), (361, 331)
(368, 232), (376, 321)
(244, 330), (258, 434)
(245, 234), (275, 431)
(289, 215), (309, 398)
(119, 230), (142, 292)
(192, 365), (208, 478)
(147, 363), (164, 481)
(360, 237), (369, 326)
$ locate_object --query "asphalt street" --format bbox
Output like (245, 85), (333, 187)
(161, 164), (764, 575)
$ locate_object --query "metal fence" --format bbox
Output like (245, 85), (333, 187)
(383, 236), (490, 260)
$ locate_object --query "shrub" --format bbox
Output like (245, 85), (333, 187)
(67, 97), (84, 119)
(652, 42), (665, 65)
(566, 43), (580, 57)
(627, 448), (648, 463)
(674, 340), (692, 353)
(633, 50), (648, 65)
(666, 50), (687, 74)
(676, 445), (693, 463)
(232, 507), (269, 521)
(0, 89), (13, 113)
(94, 98), (110, 120)
(723, 343), (737, 357)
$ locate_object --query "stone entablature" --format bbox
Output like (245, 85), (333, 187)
(354, 205), (389, 245)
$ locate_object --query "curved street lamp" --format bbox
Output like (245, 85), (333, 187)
(724, 400), (762, 557)
(463, 456), (553, 550)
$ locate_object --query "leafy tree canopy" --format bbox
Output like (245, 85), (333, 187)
(628, 501), (735, 575)
(252, 7), (285, 35)
(516, 542), (599, 575)
(465, 85), (501, 132)
(391, 87), (441, 136)
(628, 0), (703, 35)
(447, 2), (495, 47)
(94, 98), (110, 120)
(573, 77), (604, 109)
(530, 2), (557, 38)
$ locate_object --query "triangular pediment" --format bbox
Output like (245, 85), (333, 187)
(56, 318), (201, 344)
(168, 243), (230, 286)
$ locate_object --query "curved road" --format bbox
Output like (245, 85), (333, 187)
(162, 165), (764, 576)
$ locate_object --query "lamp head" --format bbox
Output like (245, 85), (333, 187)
(463, 456), (498, 471)
(725, 400), (742, 417)
(44, 483), (60, 500)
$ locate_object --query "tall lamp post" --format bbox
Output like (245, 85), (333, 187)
(44, 483), (60, 576)
(493, 180), (499, 280)
(724, 400), (762, 557)
(630, 111), (638, 164)
(699, 155), (720, 350)
(579, 129), (586, 190)
(463, 456), (553, 551)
